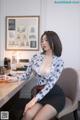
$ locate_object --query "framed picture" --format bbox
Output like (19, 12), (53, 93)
(5, 16), (40, 50)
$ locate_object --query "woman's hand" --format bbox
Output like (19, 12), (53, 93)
(23, 97), (37, 114)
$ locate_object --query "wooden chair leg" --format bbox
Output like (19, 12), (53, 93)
(73, 109), (78, 120)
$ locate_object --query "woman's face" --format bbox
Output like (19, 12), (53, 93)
(41, 35), (51, 52)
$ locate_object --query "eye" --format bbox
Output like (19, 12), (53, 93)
(41, 39), (48, 42)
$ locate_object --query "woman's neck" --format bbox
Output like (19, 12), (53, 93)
(45, 50), (53, 57)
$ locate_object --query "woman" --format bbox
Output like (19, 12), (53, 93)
(20, 31), (65, 120)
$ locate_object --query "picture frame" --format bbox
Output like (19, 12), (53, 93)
(5, 16), (40, 50)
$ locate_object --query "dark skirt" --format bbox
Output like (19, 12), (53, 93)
(37, 84), (65, 113)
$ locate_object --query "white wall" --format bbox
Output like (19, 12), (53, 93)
(44, 0), (80, 69)
(0, 0), (80, 69)
(0, 0), (1, 59)
(0, 0), (2, 63)
(0, 0), (41, 66)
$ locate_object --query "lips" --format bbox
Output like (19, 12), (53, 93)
(43, 46), (46, 48)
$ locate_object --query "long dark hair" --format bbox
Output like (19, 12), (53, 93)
(41, 31), (62, 57)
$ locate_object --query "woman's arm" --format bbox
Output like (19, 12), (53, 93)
(17, 54), (36, 80)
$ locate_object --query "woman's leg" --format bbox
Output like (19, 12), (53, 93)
(23, 103), (42, 120)
(34, 104), (57, 120)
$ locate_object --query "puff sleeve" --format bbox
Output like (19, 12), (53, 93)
(17, 55), (36, 80)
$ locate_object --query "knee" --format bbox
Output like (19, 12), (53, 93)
(24, 110), (33, 120)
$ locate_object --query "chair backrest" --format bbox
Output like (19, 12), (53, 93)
(57, 68), (79, 102)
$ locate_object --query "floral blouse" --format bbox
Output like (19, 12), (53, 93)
(18, 52), (64, 101)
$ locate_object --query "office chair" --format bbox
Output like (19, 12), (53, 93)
(56, 68), (79, 120)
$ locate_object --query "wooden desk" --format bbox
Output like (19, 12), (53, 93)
(0, 80), (28, 108)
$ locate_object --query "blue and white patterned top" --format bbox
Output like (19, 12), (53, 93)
(19, 52), (64, 101)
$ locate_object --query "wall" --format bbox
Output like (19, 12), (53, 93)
(0, 0), (80, 98)
(0, 0), (2, 63)
(0, 0), (41, 66)
(0, 0), (80, 69)
(45, 0), (80, 69)
(0, 0), (1, 59)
